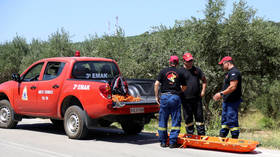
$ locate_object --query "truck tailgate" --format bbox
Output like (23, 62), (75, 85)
(119, 99), (157, 106)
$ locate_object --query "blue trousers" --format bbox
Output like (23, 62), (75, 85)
(158, 94), (181, 145)
(220, 99), (241, 138)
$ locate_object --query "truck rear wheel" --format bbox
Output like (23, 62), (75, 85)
(121, 121), (144, 135)
(64, 106), (88, 139)
(0, 100), (18, 129)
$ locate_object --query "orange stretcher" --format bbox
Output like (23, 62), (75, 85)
(178, 134), (259, 152)
(163, 134), (259, 152)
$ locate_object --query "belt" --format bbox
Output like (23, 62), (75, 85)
(161, 92), (172, 95)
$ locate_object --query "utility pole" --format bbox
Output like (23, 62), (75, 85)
(115, 16), (119, 35)
(108, 21), (111, 35)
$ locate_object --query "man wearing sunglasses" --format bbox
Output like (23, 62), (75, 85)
(180, 52), (207, 136)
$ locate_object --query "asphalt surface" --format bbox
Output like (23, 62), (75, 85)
(0, 119), (279, 157)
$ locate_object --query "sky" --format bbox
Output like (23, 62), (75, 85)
(1, 0), (280, 43)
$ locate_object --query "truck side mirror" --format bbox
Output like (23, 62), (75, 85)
(12, 73), (21, 82)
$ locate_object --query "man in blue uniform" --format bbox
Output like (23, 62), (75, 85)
(154, 56), (187, 148)
(180, 52), (207, 135)
(213, 56), (242, 139)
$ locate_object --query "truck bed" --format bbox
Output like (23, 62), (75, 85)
(114, 78), (157, 107)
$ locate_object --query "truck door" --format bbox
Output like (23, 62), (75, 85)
(14, 62), (44, 113)
(36, 62), (66, 114)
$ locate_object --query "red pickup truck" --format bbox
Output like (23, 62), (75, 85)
(0, 57), (159, 139)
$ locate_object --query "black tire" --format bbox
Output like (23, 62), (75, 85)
(0, 100), (18, 128)
(121, 121), (144, 135)
(64, 106), (88, 139)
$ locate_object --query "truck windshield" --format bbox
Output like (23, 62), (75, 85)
(72, 61), (119, 79)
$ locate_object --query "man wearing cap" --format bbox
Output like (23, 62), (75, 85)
(154, 55), (187, 148)
(180, 52), (207, 135)
(213, 56), (242, 139)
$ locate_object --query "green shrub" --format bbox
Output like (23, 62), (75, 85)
(255, 80), (280, 128)
(258, 117), (275, 129)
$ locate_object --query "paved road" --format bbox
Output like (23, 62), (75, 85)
(0, 119), (279, 157)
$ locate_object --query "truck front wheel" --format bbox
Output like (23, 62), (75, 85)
(64, 106), (88, 139)
(0, 100), (18, 129)
(121, 121), (144, 135)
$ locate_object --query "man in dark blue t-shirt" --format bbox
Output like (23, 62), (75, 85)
(213, 56), (242, 139)
(154, 56), (187, 148)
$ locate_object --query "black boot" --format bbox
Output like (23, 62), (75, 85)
(231, 135), (239, 139)
(186, 126), (194, 134)
(219, 128), (229, 137)
(197, 125), (205, 135)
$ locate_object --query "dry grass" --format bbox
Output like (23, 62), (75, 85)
(239, 111), (280, 149)
(240, 110), (263, 130)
